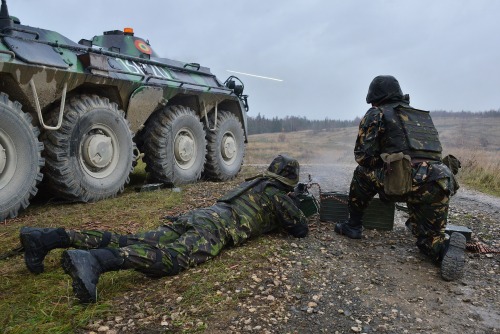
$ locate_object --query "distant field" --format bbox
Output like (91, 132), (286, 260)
(245, 127), (356, 165)
(245, 116), (500, 196)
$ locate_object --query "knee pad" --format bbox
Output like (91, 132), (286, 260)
(137, 249), (180, 278)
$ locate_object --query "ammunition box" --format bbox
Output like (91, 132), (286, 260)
(445, 224), (472, 242)
(319, 192), (395, 231)
(297, 193), (320, 217)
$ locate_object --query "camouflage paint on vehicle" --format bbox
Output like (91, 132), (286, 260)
(0, 0), (249, 220)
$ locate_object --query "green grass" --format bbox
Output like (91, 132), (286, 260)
(1, 118), (499, 333)
(0, 162), (273, 333)
(1, 268), (142, 333)
(0, 161), (186, 333)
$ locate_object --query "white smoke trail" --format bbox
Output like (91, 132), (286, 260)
(226, 70), (283, 82)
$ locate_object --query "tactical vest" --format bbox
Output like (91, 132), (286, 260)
(380, 103), (442, 160)
(217, 177), (290, 204)
(217, 178), (267, 203)
(216, 178), (288, 244)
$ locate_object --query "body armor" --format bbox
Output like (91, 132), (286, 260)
(380, 103), (442, 160)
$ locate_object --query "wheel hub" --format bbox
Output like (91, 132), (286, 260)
(0, 143), (6, 174)
(174, 131), (195, 166)
(221, 134), (236, 160)
(83, 134), (113, 169)
(0, 130), (17, 190)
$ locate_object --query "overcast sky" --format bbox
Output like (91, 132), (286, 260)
(9, 0), (500, 120)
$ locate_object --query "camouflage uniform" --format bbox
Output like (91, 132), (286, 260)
(21, 155), (308, 280)
(344, 75), (457, 261)
(67, 181), (307, 276)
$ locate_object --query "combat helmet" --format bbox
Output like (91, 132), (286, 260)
(366, 75), (404, 105)
(264, 155), (300, 187)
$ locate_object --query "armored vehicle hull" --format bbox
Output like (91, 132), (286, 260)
(0, 1), (249, 220)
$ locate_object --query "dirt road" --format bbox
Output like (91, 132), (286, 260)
(267, 163), (500, 334)
(75, 163), (499, 333)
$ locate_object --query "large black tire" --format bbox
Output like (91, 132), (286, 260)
(0, 93), (44, 220)
(140, 105), (206, 185)
(43, 95), (136, 202)
(204, 111), (245, 181)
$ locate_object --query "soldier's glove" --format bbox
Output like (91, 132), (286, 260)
(295, 183), (307, 194)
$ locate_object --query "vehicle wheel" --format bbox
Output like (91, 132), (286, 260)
(43, 95), (136, 202)
(141, 105), (206, 185)
(204, 111), (245, 181)
(0, 93), (44, 220)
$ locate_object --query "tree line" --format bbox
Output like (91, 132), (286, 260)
(247, 114), (361, 135)
(247, 110), (500, 135)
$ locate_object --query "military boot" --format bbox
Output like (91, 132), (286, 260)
(440, 232), (466, 281)
(61, 248), (124, 303)
(334, 211), (363, 239)
(20, 227), (70, 274)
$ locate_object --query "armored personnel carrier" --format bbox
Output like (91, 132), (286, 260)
(0, 0), (249, 220)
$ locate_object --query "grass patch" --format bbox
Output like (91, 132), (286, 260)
(1, 120), (499, 333)
(245, 122), (500, 197)
(245, 129), (357, 165)
(451, 148), (500, 197)
(0, 260), (143, 333)
(0, 163), (278, 333)
(0, 162), (185, 333)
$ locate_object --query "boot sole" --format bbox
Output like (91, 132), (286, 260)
(441, 232), (466, 281)
(19, 229), (45, 274)
(61, 251), (97, 303)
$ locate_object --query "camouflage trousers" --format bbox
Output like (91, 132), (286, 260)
(349, 166), (450, 262)
(67, 207), (232, 277)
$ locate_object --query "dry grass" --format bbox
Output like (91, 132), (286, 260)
(245, 116), (500, 196)
(245, 128), (357, 165)
(450, 147), (500, 195)
(0, 115), (498, 333)
(432, 116), (500, 195)
(0, 162), (264, 334)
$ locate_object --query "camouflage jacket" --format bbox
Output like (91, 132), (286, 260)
(354, 105), (456, 193)
(216, 178), (309, 245)
(354, 106), (388, 169)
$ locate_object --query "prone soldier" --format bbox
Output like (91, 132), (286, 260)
(20, 155), (309, 303)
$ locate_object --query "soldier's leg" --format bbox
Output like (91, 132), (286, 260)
(61, 231), (186, 303)
(20, 225), (184, 274)
(406, 182), (449, 260)
(116, 214), (228, 273)
(335, 166), (381, 239)
(20, 227), (71, 274)
(62, 223), (228, 303)
(69, 225), (184, 250)
(62, 238), (189, 303)
(62, 212), (230, 303)
(348, 165), (382, 213)
(407, 184), (465, 281)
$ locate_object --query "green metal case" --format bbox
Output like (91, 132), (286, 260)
(319, 192), (395, 231)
